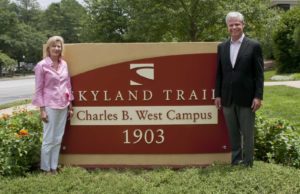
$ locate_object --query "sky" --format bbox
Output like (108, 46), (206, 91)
(37, 0), (84, 9)
(37, 0), (60, 9)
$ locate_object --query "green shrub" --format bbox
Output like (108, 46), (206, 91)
(0, 108), (42, 176)
(272, 6), (300, 73)
(255, 114), (300, 168)
(0, 52), (17, 76)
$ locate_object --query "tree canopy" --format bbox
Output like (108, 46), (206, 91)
(0, 0), (290, 73)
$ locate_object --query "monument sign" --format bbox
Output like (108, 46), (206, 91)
(59, 43), (230, 167)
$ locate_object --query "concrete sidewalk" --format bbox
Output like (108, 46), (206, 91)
(1, 80), (300, 116)
(264, 80), (300, 88)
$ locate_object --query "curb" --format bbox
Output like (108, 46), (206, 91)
(0, 104), (37, 116)
(0, 75), (35, 81)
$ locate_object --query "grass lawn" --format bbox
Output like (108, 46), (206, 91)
(0, 99), (31, 110)
(260, 86), (300, 129)
(264, 70), (276, 81)
(0, 161), (299, 194)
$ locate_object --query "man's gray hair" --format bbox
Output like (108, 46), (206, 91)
(225, 11), (244, 24)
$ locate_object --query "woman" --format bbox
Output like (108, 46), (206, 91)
(32, 36), (73, 174)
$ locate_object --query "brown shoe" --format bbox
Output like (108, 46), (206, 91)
(50, 169), (57, 175)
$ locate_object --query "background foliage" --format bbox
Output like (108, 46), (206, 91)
(273, 6), (300, 73)
(0, 0), (289, 74)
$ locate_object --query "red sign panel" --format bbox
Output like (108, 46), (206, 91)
(61, 54), (230, 154)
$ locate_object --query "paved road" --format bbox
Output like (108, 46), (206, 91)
(0, 76), (34, 104)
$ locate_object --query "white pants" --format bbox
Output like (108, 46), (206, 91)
(40, 107), (68, 171)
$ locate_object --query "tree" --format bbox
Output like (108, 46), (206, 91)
(42, 0), (86, 43)
(0, 21), (46, 64)
(42, 3), (64, 37)
(122, 0), (171, 42)
(83, 0), (278, 44)
(293, 26), (300, 53)
(15, 0), (42, 27)
(273, 6), (300, 73)
(83, 0), (222, 42)
(82, 0), (129, 42)
(0, 52), (17, 77)
(0, 0), (18, 35)
(60, 0), (87, 43)
(165, 0), (221, 41)
(0, 0), (46, 65)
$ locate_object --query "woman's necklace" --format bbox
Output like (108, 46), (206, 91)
(52, 60), (59, 71)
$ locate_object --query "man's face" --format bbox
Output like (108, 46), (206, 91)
(227, 18), (244, 41)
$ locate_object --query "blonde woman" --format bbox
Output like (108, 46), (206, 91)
(32, 36), (73, 174)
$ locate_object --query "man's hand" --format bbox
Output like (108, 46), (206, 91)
(215, 97), (222, 110)
(251, 98), (262, 112)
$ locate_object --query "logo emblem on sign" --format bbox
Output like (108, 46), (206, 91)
(130, 63), (154, 85)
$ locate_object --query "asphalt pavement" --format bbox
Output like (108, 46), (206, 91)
(0, 75), (35, 104)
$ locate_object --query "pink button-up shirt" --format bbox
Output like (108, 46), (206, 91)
(32, 57), (74, 109)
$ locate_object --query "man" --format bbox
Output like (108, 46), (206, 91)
(215, 11), (264, 167)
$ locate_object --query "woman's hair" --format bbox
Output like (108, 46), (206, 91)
(225, 11), (244, 24)
(44, 36), (64, 58)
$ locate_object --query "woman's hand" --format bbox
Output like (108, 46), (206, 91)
(68, 104), (74, 120)
(40, 107), (48, 123)
(68, 109), (74, 120)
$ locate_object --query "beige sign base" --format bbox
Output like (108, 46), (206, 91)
(60, 153), (231, 168)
